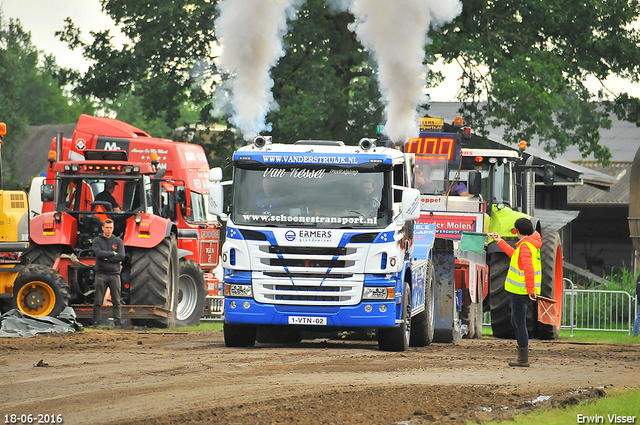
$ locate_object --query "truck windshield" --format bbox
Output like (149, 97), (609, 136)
(458, 155), (512, 205)
(231, 167), (390, 228)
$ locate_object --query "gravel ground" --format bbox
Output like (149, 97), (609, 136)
(1, 329), (638, 424)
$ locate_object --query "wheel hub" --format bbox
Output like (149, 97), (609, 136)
(24, 291), (45, 309)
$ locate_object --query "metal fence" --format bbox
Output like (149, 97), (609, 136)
(562, 278), (637, 336)
(481, 279), (639, 336)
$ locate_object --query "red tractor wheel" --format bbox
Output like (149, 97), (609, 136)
(536, 230), (563, 340)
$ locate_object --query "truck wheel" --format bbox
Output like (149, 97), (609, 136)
(176, 259), (207, 327)
(461, 303), (477, 339)
(410, 261), (435, 347)
(11, 265), (69, 317)
(23, 244), (62, 267)
(473, 278), (484, 338)
(536, 231), (563, 340)
(489, 253), (537, 339)
(129, 235), (179, 328)
(378, 281), (411, 351)
(224, 323), (257, 347)
(488, 252), (514, 338)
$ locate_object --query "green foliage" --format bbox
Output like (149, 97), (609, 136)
(428, 0), (640, 163)
(56, 0), (640, 163)
(268, 0), (383, 144)
(0, 9), (94, 189)
(57, 0), (219, 129)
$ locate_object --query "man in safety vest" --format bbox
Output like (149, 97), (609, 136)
(490, 217), (541, 367)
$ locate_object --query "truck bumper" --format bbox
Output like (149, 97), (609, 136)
(224, 298), (398, 328)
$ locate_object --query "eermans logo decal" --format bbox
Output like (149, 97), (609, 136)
(285, 230), (296, 241)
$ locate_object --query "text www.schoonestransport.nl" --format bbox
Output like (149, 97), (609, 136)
(242, 214), (377, 225)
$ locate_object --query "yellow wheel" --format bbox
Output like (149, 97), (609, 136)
(17, 280), (57, 316)
(12, 265), (69, 318)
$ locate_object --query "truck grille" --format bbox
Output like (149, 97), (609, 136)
(269, 246), (347, 256)
(257, 282), (358, 304)
(269, 258), (346, 268)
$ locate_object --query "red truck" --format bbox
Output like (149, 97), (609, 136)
(31, 115), (223, 325)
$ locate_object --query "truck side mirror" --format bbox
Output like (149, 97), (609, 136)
(467, 170), (482, 195)
(401, 188), (421, 222)
(41, 184), (54, 203)
(543, 164), (555, 186)
(174, 185), (187, 205)
(209, 167), (223, 183)
(208, 183), (225, 220)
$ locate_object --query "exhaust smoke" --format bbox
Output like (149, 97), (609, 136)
(214, 0), (303, 140)
(349, 0), (462, 144)
(214, 0), (461, 144)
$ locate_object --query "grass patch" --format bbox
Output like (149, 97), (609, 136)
(178, 320), (224, 332)
(478, 387), (640, 425)
(481, 327), (639, 344)
(558, 329), (639, 344)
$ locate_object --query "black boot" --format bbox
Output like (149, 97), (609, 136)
(508, 347), (529, 367)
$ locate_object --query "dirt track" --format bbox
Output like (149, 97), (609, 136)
(1, 329), (638, 425)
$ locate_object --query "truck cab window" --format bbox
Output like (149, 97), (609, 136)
(188, 192), (207, 222)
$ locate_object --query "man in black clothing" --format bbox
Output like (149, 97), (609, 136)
(92, 218), (125, 329)
(94, 179), (121, 211)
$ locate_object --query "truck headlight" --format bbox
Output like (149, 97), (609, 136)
(363, 286), (394, 300)
(226, 284), (253, 297)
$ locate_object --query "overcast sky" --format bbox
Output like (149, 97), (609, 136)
(2, 0), (639, 102)
(0, 0), (127, 72)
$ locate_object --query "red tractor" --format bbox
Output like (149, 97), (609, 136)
(26, 146), (179, 327)
(34, 115), (223, 325)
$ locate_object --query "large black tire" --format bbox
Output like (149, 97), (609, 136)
(488, 252), (514, 338)
(224, 323), (257, 347)
(461, 303), (477, 339)
(23, 244), (63, 267)
(378, 281), (411, 351)
(473, 277), (484, 338)
(489, 252), (538, 339)
(410, 261), (435, 347)
(129, 235), (178, 328)
(176, 259), (207, 327)
(11, 264), (70, 317)
(462, 273), (486, 339)
(536, 231), (563, 340)
(489, 251), (537, 339)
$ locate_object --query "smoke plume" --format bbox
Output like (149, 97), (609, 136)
(349, 0), (462, 143)
(214, 0), (303, 140)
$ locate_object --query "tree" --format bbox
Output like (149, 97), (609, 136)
(57, 0), (219, 130)
(429, 0), (640, 163)
(0, 10), (93, 189)
(268, 0), (383, 144)
(60, 0), (640, 162)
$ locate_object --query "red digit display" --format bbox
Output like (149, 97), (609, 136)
(406, 137), (456, 160)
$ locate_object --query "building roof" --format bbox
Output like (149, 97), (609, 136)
(427, 102), (630, 203)
(426, 102), (640, 162)
(567, 161), (631, 205)
(11, 123), (76, 185)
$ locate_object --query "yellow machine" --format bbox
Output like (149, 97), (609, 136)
(0, 122), (68, 317)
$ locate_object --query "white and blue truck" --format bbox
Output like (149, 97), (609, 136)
(207, 136), (463, 351)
